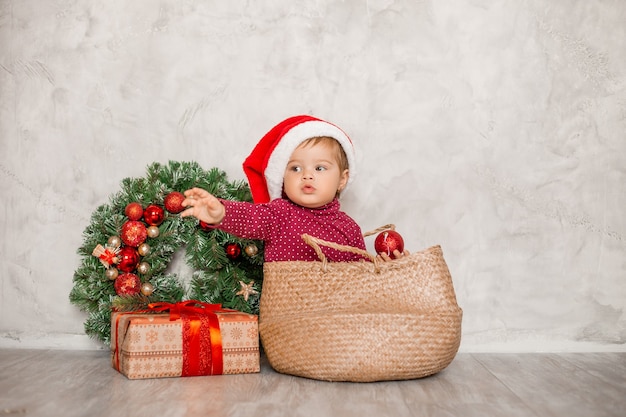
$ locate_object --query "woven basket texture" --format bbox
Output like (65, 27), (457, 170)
(260, 234), (463, 382)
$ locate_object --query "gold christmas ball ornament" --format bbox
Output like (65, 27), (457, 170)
(107, 236), (122, 248)
(147, 225), (160, 238)
(138, 243), (151, 256)
(137, 262), (151, 275)
(244, 244), (259, 257)
(140, 282), (154, 296)
(105, 268), (119, 281)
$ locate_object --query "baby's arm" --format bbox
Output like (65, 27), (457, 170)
(180, 187), (226, 225)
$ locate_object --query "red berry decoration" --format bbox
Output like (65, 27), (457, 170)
(120, 220), (148, 247)
(164, 191), (185, 214)
(225, 243), (241, 260)
(374, 229), (405, 259)
(143, 204), (165, 226)
(124, 202), (144, 221)
(114, 273), (141, 296)
(117, 246), (140, 272)
(199, 221), (213, 231)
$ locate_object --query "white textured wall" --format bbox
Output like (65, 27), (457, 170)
(1, 0), (624, 352)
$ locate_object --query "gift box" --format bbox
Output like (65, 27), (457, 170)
(111, 301), (260, 379)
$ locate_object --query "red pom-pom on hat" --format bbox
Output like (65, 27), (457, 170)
(243, 115), (356, 204)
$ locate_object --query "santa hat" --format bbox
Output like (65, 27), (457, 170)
(243, 115), (356, 204)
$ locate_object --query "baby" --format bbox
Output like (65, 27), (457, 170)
(181, 115), (406, 262)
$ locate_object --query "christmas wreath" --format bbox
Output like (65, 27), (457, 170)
(70, 161), (264, 345)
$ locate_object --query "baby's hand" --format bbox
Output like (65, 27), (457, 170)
(180, 187), (226, 225)
(376, 249), (410, 262)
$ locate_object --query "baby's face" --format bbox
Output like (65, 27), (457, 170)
(283, 141), (349, 208)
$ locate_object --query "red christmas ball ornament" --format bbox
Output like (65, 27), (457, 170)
(143, 204), (165, 226)
(120, 220), (148, 247)
(117, 246), (140, 272)
(225, 243), (241, 260)
(124, 202), (144, 221)
(114, 273), (141, 296)
(374, 229), (405, 259)
(164, 191), (185, 214)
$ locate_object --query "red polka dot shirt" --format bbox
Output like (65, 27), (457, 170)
(216, 198), (368, 262)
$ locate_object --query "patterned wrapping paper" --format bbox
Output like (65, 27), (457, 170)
(111, 309), (260, 379)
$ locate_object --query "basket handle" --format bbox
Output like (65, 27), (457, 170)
(301, 234), (381, 273)
(363, 224), (396, 238)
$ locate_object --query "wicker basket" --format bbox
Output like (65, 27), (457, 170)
(259, 225), (462, 382)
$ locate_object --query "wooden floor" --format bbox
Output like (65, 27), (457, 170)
(0, 349), (624, 417)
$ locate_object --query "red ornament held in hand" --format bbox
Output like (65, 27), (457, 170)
(374, 229), (404, 259)
(164, 191), (185, 214)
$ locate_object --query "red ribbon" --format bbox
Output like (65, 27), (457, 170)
(114, 300), (228, 377)
(148, 301), (225, 376)
(99, 249), (118, 266)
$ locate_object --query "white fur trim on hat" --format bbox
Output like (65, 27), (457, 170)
(265, 120), (356, 201)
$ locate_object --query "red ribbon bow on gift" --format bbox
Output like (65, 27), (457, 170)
(114, 300), (229, 377)
(148, 300), (226, 376)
